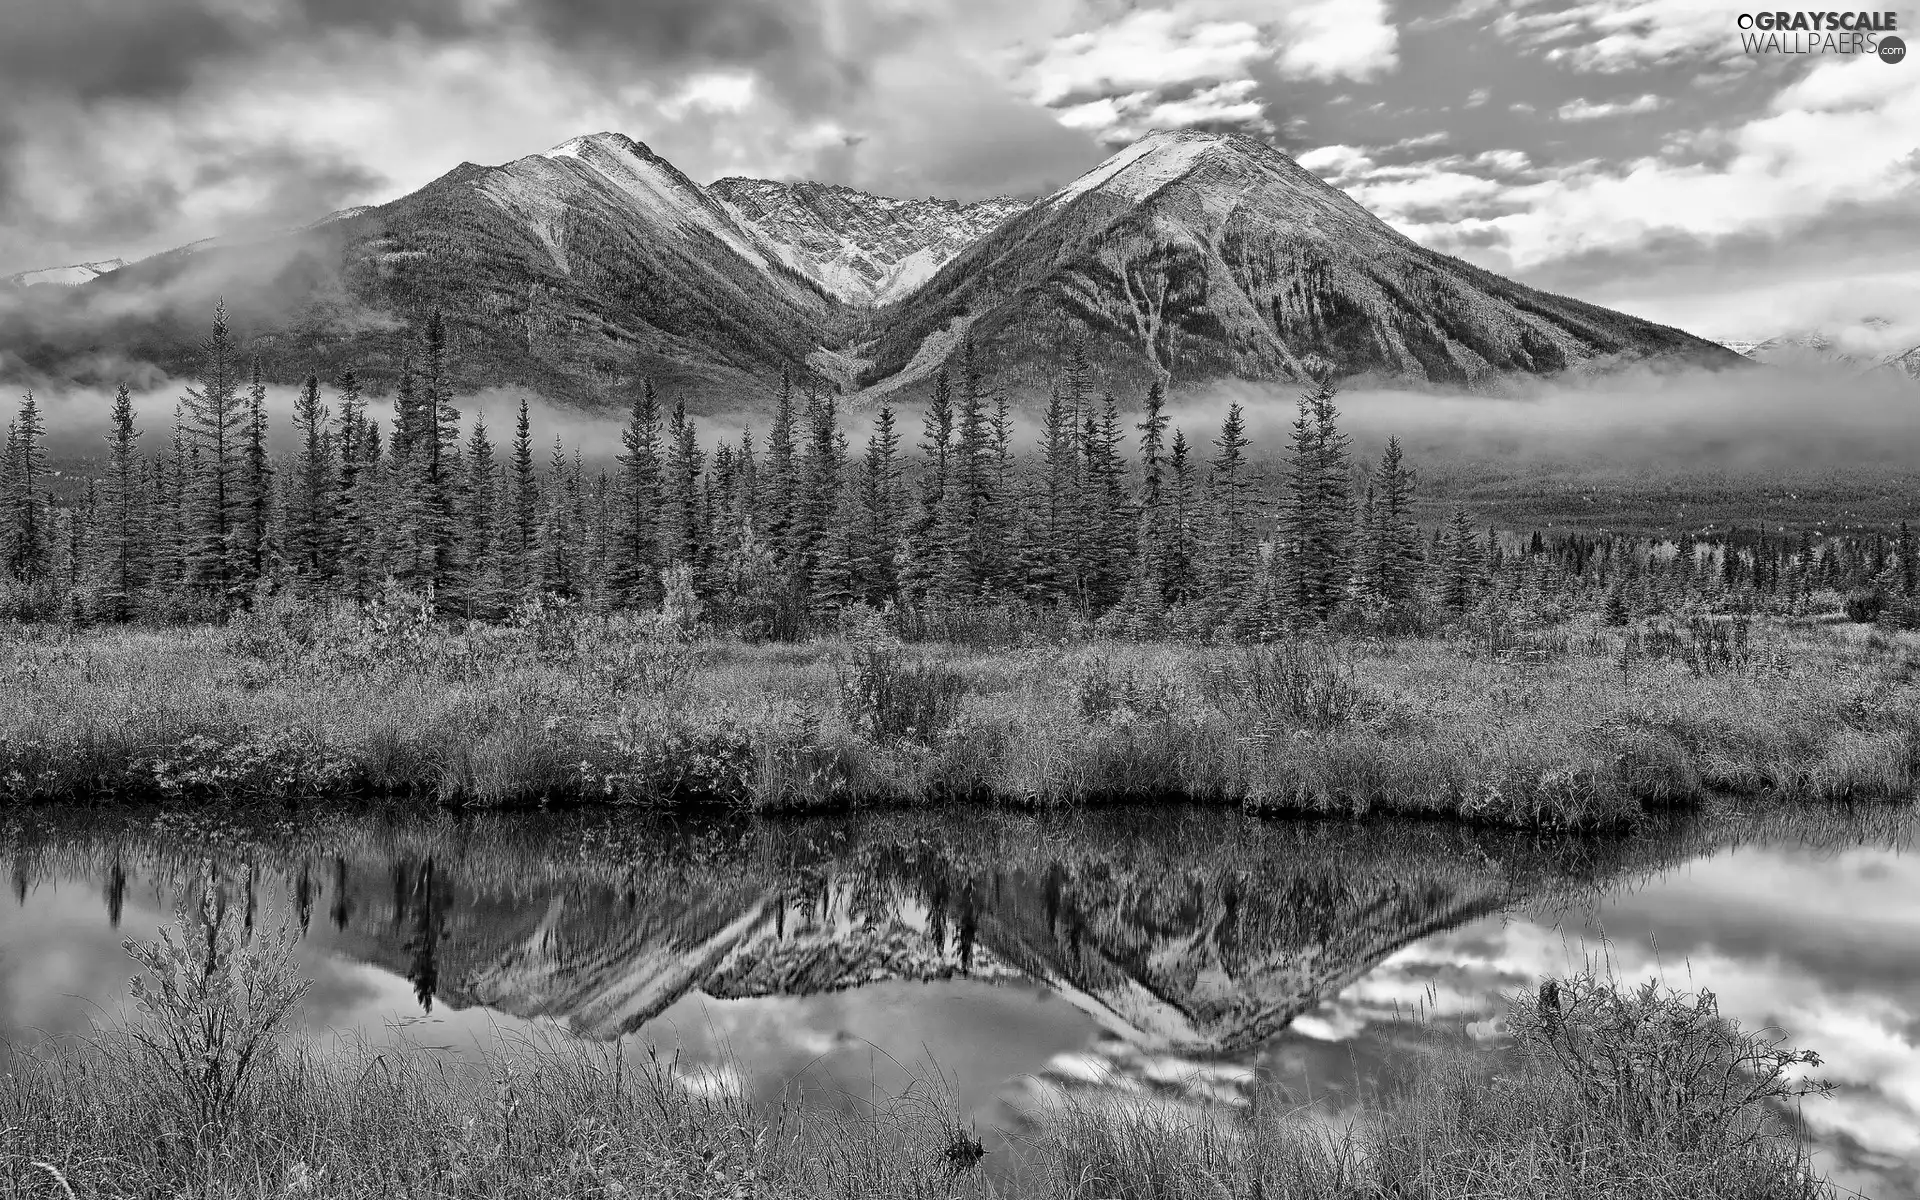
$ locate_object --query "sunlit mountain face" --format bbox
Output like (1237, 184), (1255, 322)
(1, 804), (1914, 1198)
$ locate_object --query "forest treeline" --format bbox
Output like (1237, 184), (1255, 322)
(2, 304), (1916, 636)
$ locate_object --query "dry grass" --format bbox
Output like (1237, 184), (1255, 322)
(0, 592), (1915, 830)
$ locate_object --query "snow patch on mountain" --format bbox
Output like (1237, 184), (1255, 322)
(4, 258), (127, 287)
(1047, 131), (1212, 208)
(710, 177), (1027, 305)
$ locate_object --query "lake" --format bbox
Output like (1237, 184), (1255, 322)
(1, 803), (1913, 1199)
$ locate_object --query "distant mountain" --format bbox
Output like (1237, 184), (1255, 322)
(1, 128), (1747, 409)
(852, 129), (1746, 400)
(2, 258), (127, 288)
(710, 178), (1028, 306)
(0, 132), (841, 407)
(1715, 319), (1920, 383)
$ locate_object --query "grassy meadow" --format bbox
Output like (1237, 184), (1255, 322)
(0, 586), (1915, 830)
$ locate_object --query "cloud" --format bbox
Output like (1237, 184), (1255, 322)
(1555, 93), (1667, 121)
(1008, 0), (1400, 146)
(0, 0), (1094, 273)
(1488, 0), (1738, 73)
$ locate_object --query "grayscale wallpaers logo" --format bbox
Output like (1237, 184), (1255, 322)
(1737, 11), (1905, 57)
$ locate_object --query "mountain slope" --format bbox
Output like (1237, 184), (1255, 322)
(856, 129), (1747, 399)
(710, 178), (1027, 305)
(0, 133), (841, 408)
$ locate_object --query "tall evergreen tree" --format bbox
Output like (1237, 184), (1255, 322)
(502, 398), (541, 603)
(4, 392), (50, 582)
(287, 374), (333, 581)
(1371, 437), (1420, 607)
(1440, 507), (1482, 611)
(611, 381), (663, 606)
(179, 302), (248, 598)
(239, 365), (275, 588)
(1202, 402), (1256, 608)
(853, 405), (903, 605)
(461, 417), (500, 617)
(1900, 520), (1916, 597)
(93, 385), (146, 619)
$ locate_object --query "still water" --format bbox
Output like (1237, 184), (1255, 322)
(1, 803), (1914, 1198)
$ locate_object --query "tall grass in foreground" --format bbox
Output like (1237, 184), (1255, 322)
(0, 891), (1837, 1199)
(0, 592), (1916, 829)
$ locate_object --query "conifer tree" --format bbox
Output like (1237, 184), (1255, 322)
(911, 367), (956, 599)
(1164, 429), (1197, 606)
(1900, 520), (1916, 597)
(461, 418), (499, 617)
(611, 381), (663, 607)
(1135, 380), (1170, 598)
(1371, 437), (1420, 606)
(540, 437), (578, 599)
(1202, 402), (1256, 608)
(286, 374), (333, 582)
(664, 398), (706, 575)
(180, 302), (248, 598)
(94, 384), (145, 620)
(1441, 507), (1482, 610)
(1081, 394), (1133, 611)
(1279, 382), (1352, 620)
(853, 405), (903, 605)
(239, 365), (274, 588)
(763, 371), (799, 566)
(503, 398), (541, 603)
(331, 371), (369, 594)
(1031, 383), (1082, 605)
(4, 392), (50, 583)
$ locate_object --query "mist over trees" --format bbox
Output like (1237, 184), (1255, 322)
(1, 305), (1915, 635)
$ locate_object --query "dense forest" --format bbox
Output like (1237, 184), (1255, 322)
(2, 304), (1916, 636)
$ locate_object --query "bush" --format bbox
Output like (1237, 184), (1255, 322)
(1844, 588), (1886, 624)
(1210, 641), (1369, 731)
(837, 628), (969, 746)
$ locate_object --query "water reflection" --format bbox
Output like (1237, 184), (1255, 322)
(0, 804), (1912, 1197)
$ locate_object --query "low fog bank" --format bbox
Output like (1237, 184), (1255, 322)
(1195, 363), (1920, 473)
(18, 361), (1919, 482)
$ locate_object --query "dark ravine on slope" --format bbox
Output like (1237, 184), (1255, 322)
(0, 130), (1744, 412)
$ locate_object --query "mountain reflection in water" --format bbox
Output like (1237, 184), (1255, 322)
(1, 804), (1914, 1199)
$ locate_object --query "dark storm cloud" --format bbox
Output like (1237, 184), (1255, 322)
(0, 0), (914, 111)
(0, 0), (938, 273)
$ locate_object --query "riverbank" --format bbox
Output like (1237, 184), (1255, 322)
(2, 597), (1915, 830)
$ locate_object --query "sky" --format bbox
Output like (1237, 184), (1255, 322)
(1, 0), (1917, 342)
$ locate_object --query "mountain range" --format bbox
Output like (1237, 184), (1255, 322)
(0, 129), (1747, 411)
(1714, 320), (1920, 382)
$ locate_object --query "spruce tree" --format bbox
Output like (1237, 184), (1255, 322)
(1441, 507), (1481, 611)
(239, 365), (275, 589)
(1202, 402), (1256, 609)
(180, 302), (248, 598)
(4, 393), (50, 583)
(94, 384), (145, 620)
(611, 381), (663, 607)
(287, 374), (333, 582)
(1165, 429), (1197, 606)
(853, 405), (903, 606)
(1371, 437), (1419, 606)
(503, 398), (541, 603)
(664, 398), (706, 575)
(461, 418), (499, 618)
(1900, 520), (1916, 597)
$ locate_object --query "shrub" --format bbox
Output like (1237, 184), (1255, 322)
(122, 865), (311, 1145)
(837, 628), (969, 746)
(1211, 641), (1369, 731)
